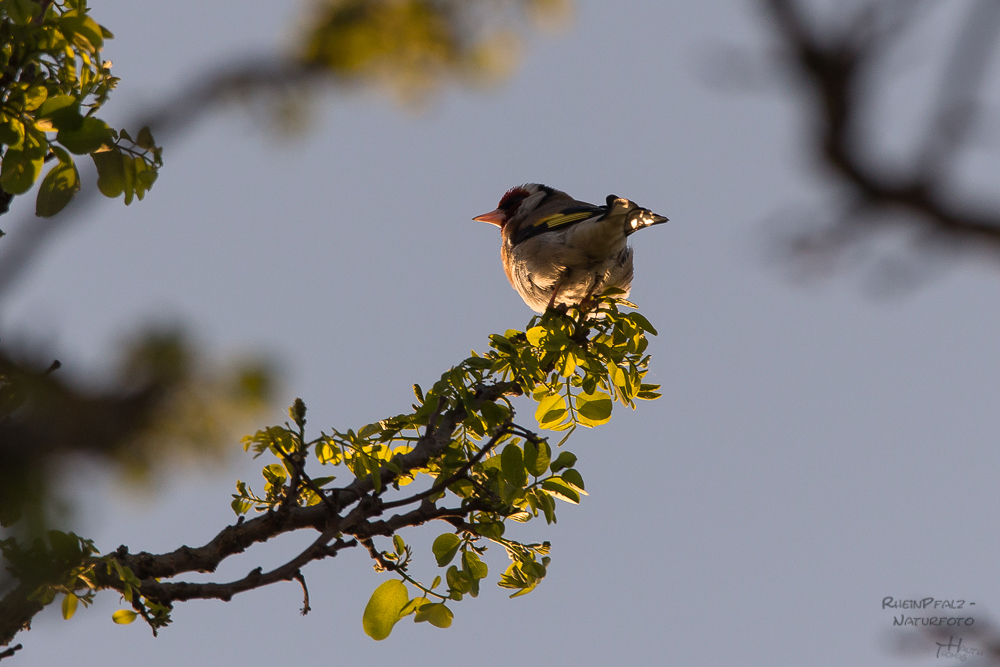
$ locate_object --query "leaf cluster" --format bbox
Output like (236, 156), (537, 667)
(230, 296), (660, 639)
(0, 0), (161, 216)
(299, 0), (570, 104)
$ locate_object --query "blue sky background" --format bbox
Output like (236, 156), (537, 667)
(3, 1), (1000, 665)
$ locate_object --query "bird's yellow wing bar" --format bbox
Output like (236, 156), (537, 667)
(533, 210), (599, 230)
(511, 206), (607, 246)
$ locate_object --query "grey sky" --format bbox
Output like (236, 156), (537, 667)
(4, 1), (1000, 665)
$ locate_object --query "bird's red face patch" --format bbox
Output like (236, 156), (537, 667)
(497, 187), (531, 220)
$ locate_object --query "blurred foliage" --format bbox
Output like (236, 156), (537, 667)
(0, 327), (274, 535)
(0, 0), (161, 217)
(298, 0), (572, 104)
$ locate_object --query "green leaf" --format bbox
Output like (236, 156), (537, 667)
(399, 596), (428, 618)
(23, 85), (48, 112)
(35, 95), (83, 132)
(559, 350), (577, 377)
(59, 14), (105, 51)
(0, 116), (25, 147)
(122, 153), (136, 205)
(362, 580), (409, 640)
(479, 399), (508, 427)
(561, 468), (588, 495)
(550, 451), (577, 473)
(0, 149), (43, 195)
(231, 497), (251, 515)
(446, 565), (471, 594)
(533, 489), (557, 524)
(464, 356), (493, 370)
(534, 392), (567, 430)
(627, 312), (658, 336)
(22, 126), (48, 160)
(35, 159), (80, 217)
(57, 117), (115, 155)
(111, 609), (137, 625)
(415, 602), (453, 628)
(91, 149), (125, 197)
(392, 535), (405, 556)
(6, 0), (36, 24)
(431, 533), (461, 567)
(541, 478), (581, 504)
(523, 440), (551, 477)
(575, 390), (612, 427)
(262, 463), (287, 484)
(473, 521), (504, 540)
(462, 551), (488, 580)
(525, 326), (546, 346)
(500, 443), (526, 488)
(61, 593), (78, 620)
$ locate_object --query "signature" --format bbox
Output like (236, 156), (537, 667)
(936, 636), (984, 661)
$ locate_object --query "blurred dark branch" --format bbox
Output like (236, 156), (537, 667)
(916, 0), (1000, 176)
(0, 351), (168, 528)
(764, 0), (1000, 260)
(0, 58), (323, 299)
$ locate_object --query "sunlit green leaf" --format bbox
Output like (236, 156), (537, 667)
(431, 533), (461, 567)
(523, 439), (551, 477)
(575, 390), (612, 427)
(36, 95), (83, 132)
(111, 609), (137, 625)
(57, 117), (114, 154)
(0, 116), (25, 147)
(446, 565), (471, 595)
(534, 392), (567, 430)
(500, 443), (526, 488)
(0, 149), (43, 195)
(628, 312), (658, 336)
(362, 580), (409, 641)
(462, 551), (488, 580)
(561, 468), (587, 495)
(59, 14), (105, 51)
(91, 149), (125, 197)
(23, 85), (48, 111)
(525, 326), (546, 346)
(414, 602), (453, 628)
(541, 478), (581, 504)
(61, 593), (78, 620)
(550, 452), (577, 473)
(35, 158), (80, 217)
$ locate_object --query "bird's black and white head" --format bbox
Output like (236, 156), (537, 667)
(605, 195), (669, 235)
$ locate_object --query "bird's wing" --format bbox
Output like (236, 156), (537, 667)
(512, 205), (608, 246)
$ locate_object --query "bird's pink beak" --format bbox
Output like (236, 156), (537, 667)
(473, 209), (505, 227)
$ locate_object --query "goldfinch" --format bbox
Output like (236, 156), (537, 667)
(474, 184), (668, 312)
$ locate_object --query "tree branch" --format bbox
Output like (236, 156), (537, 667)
(132, 531), (355, 604)
(765, 0), (1000, 261)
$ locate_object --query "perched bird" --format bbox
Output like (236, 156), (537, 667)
(474, 183), (668, 312)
